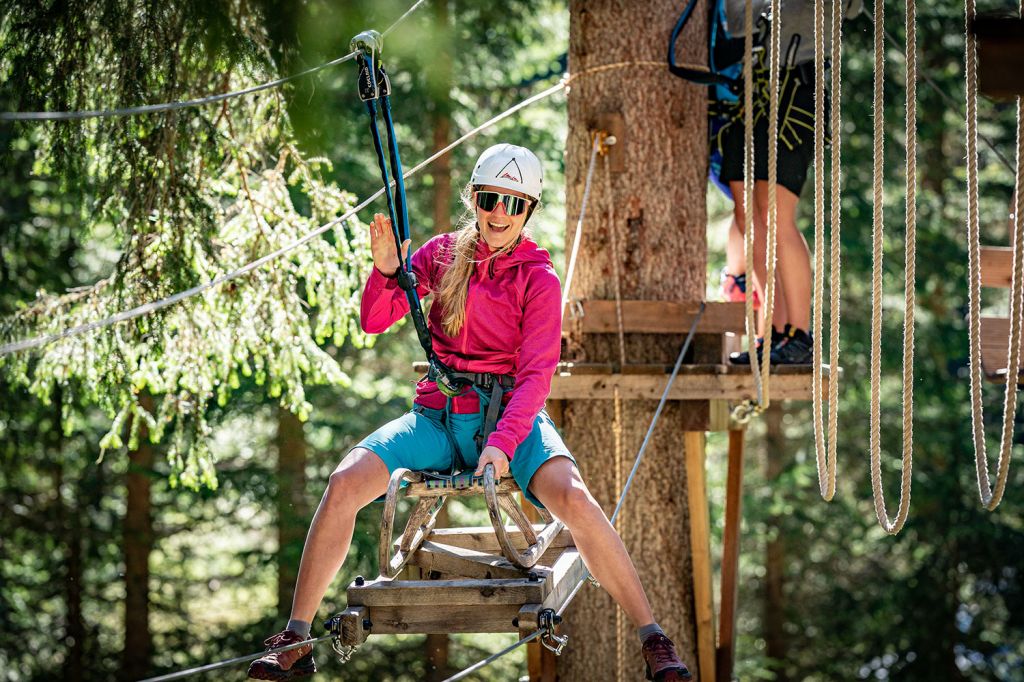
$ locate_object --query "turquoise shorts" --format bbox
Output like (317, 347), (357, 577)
(355, 404), (575, 509)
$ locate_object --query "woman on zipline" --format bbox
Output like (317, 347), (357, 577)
(248, 144), (691, 681)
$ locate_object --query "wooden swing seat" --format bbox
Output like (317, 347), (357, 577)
(332, 466), (585, 645)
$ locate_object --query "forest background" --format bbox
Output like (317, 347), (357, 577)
(1, 0), (1022, 680)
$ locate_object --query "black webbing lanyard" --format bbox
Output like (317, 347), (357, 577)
(350, 30), (467, 399)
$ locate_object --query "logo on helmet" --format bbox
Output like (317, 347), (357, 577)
(497, 159), (523, 184)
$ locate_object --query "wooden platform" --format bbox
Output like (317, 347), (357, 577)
(549, 362), (832, 402)
(978, 246), (1023, 383)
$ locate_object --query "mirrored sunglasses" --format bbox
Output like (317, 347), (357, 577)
(475, 190), (530, 217)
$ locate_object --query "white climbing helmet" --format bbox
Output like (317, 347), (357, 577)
(470, 143), (543, 202)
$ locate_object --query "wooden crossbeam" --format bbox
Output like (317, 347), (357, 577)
(409, 541), (527, 580)
(347, 576), (546, 607)
(980, 316), (1024, 383)
(367, 603), (523, 634)
(571, 300), (744, 334)
(549, 364), (833, 401)
(425, 526), (574, 553)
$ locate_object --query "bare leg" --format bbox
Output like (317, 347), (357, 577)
(729, 181), (790, 338)
(289, 447), (390, 623)
(529, 457), (655, 627)
(772, 185), (811, 332)
(726, 214), (746, 276)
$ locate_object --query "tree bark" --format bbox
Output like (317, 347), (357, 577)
(277, 406), (310, 621)
(120, 395), (155, 681)
(562, 2), (708, 678)
(763, 403), (788, 680)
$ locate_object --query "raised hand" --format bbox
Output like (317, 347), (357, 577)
(369, 212), (411, 276)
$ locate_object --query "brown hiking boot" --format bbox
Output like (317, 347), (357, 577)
(247, 629), (316, 680)
(641, 633), (692, 681)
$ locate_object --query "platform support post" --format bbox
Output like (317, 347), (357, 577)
(685, 431), (716, 682)
(716, 428), (745, 681)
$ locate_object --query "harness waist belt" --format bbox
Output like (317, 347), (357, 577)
(426, 367), (515, 391)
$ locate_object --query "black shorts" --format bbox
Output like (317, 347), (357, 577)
(717, 67), (828, 198)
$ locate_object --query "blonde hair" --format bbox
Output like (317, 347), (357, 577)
(435, 183), (537, 336)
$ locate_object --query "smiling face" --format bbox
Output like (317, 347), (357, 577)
(474, 184), (533, 252)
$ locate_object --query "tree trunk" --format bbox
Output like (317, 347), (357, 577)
(277, 406), (310, 621)
(762, 403), (788, 680)
(562, 2), (708, 678)
(121, 396), (155, 681)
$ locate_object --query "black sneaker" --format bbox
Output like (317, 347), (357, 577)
(729, 326), (788, 365)
(770, 329), (813, 365)
(729, 338), (764, 365)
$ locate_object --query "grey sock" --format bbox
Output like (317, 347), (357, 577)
(638, 622), (665, 643)
(286, 619), (311, 639)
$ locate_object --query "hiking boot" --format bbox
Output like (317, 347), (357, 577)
(641, 633), (692, 681)
(248, 629), (316, 680)
(770, 329), (814, 365)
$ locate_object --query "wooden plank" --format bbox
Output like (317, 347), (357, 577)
(980, 316), (1024, 382)
(405, 476), (522, 498)
(338, 606), (371, 646)
(981, 246), (1014, 288)
(409, 541), (528, 580)
(347, 577), (545, 607)
(368, 603), (522, 634)
(575, 300), (744, 335)
(685, 431), (716, 682)
(549, 364), (834, 401)
(716, 429), (745, 682)
(425, 526), (574, 553)
(539, 548), (586, 614)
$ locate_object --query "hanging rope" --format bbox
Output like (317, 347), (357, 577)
(965, 0), (1024, 511)
(561, 132), (603, 318)
(741, 0), (763, 409)
(604, 143), (627, 682)
(810, 0), (843, 501)
(867, 0), (916, 535)
(758, 0), (782, 407)
(0, 0), (427, 122)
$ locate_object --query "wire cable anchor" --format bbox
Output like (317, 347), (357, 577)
(538, 609), (569, 655)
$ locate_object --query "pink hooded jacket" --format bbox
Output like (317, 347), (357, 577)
(360, 232), (562, 460)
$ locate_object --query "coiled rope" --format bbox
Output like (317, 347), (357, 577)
(810, 0), (844, 500)
(0, 0), (427, 122)
(965, 0), (1024, 511)
(867, 0), (916, 535)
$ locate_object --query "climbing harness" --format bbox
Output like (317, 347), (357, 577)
(866, 0), (916, 535)
(810, 0), (844, 501)
(965, 0), (1024, 511)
